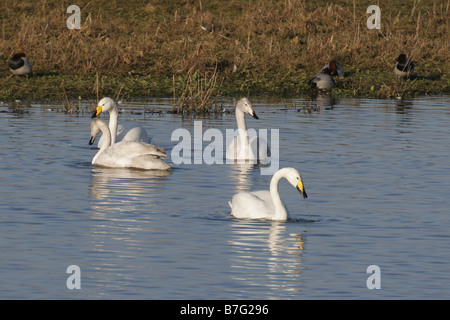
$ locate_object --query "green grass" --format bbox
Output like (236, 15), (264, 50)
(0, 0), (448, 102)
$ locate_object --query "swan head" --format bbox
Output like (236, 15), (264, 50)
(282, 167), (308, 199)
(89, 118), (108, 145)
(92, 97), (115, 118)
(236, 97), (258, 119)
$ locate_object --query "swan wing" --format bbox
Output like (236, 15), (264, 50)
(108, 141), (167, 159)
(95, 153), (171, 170)
(230, 190), (274, 219)
(94, 142), (171, 170)
(122, 154), (172, 170)
(94, 141), (170, 168)
(97, 124), (152, 148)
(227, 136), (258, 161)
(226, 136), (238, 160)
(117, 124), (152, 143)
(248, 136), (270, 163)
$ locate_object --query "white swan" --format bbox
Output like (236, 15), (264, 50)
(89, 118), (171, 170)
(92, 97), (151, 148)
(226, 98), (269, 162)
(229, 167), (307, 221)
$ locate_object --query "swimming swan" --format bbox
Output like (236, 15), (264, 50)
(226, 98), (269, 162)
(92, 97), (150, 148)
(89, 118), (171, 170)
(229, 167), (307, 221)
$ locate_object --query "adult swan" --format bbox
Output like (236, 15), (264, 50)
(225, 98), (269, 162)
(92, 97), (150, 148)
(229, 167), (307, 221)
(89, 118), (171, 170)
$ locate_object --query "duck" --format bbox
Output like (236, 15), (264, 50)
(321, 60), (344, 77)
(229, 167), (308, 221)
(225, 97), (269, 162)
(89, 118), (171, 170)
(92, 97), (151, 148)
(8, 53), (32, 76)
(309, 68), (335, 90)
(394, 54), (414, 78)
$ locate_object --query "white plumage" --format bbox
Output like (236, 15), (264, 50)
(89, 118), (171, 170)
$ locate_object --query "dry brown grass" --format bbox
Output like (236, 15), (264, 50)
(0, 0), (448, 103)
(172, 64), (222, 113)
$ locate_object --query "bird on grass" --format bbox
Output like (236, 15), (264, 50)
(309, 67), (335, 90)
(394, 53), (414, 78)
(321, 60), (344, 77)
(8, 53), (32, 76)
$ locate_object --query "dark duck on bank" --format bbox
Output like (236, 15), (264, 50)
(8, 53), (32, 76)
(309, 67), (335, 90)
(394, 53), (414, 78)
(321, 60), (344, 77)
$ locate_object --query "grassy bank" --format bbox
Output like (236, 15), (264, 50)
(1, 0), (449, 102)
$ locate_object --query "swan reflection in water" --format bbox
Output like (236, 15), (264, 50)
(228, 162), (256, 193)
(228, 220), (306, 298)
(89, 167), (171, 215)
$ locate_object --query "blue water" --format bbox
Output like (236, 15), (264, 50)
(1, 95), (449, 299)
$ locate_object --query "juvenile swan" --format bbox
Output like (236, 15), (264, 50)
(89, 118), (171, 170)
(229, 167), (308, 221)
(92, 97), (150, 148)
(226, 98), (269, 162)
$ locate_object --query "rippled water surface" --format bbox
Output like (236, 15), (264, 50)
(1, 95), (449, 299)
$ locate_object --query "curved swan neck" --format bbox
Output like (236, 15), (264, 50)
(269, 170), (288, 220)
(235, 107), (249, 143)
(108, 105), (119, 145)
(92, 121), (111, 164)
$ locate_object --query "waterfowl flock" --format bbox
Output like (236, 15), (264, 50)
(308, 54), (414, 90)
(88, 96), (307, 221)
(6, 52), (415, 220)
(7, 52), (415, 83)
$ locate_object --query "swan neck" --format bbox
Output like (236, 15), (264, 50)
(108, 107), (119, 145)
(236, 107), (249, 144)
(93, 122), (111, 164)
(269, 171), (288, 220)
